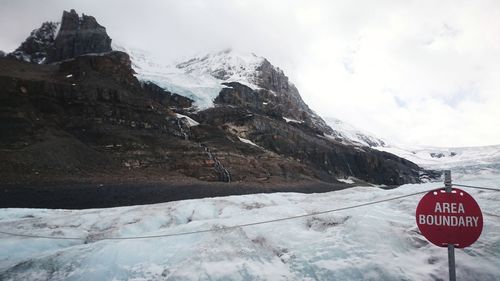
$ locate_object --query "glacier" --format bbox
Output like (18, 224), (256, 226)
(112, 45), (264, 110)
(1, 147), (499, 280)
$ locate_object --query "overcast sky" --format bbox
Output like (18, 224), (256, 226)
(1, 0), (500, 147)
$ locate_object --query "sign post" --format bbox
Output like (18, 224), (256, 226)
(444, 170), (456, 281)
(416, 170), (483, 281)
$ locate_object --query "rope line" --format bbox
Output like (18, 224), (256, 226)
(0, 183), (497, 241)
(0, 189), (436, 241)
(453, 183), (500, 192)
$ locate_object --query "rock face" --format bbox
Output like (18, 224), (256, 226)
(208, 83), (421, 185)
(7, 22), (59, 63)
(47, 9), (112, 63)
(0, 53), (315, 185)
(254, 59), (333, 135)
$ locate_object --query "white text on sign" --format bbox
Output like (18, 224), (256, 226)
(418, 203), (480, 227)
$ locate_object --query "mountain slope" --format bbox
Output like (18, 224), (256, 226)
(116, 46), (334, 136)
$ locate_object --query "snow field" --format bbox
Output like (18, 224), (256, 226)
(1, 175), (499, 280)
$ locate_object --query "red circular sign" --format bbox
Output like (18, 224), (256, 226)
(416, 188), (483, 248)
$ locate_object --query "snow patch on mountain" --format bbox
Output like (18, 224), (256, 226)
(283, 117), (303, 124)
(238, 137), (262, 149)
(175, 113), (199, 127)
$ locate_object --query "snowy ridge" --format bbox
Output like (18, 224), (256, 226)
(113, 45), (265, 109)
(324, 117), (387, 147)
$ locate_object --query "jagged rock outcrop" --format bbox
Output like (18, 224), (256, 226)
(7, 9), (112, 64)
(47, 9), (112, 63)
(7, 22), (59, 63)
(255, 59), (334, 135)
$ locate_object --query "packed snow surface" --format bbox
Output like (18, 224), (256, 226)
(1, 145), (499, 280)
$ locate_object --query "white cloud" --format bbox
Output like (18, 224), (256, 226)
(1, 0), (499, 147)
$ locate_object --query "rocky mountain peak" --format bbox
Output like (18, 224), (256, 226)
(8, 9), (111, 64)
(47, 9), (112, 62)
(175, 49), (294, 95)
(7, 9), (112, 64)
(7, 21), (59, 63)
(186, 49), (335, 135)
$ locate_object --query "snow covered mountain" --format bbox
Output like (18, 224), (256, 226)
(6, 10), (398, 150)
(117, 45), (395, 150)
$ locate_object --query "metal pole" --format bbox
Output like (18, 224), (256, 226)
(444, 170), (456, 281)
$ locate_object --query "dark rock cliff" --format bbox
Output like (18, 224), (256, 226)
(47, 9), (112, 63)
(7, 9), (112, 64)
(0, 55), (315, 184)
(207, 85), (422, 185)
